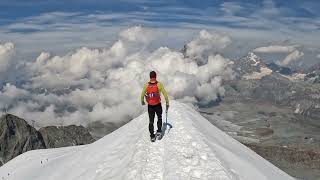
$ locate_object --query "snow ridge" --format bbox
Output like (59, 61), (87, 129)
(0, 101), (293, 180)
(125, 108), (236, 180)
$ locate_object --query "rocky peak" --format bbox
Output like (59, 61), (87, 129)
(0, 114), (46, 165)
(0, 114), (94, 166)
(39, 125), (94, 148)
(233, 52), (267, 78)
(246, 52), (262, 66)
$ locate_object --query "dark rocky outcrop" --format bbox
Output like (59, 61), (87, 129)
(304, 62), (320, 84)
(0, 114), (46, 165)
(39, 125), (94, 148)
(0, 114), (94, 166)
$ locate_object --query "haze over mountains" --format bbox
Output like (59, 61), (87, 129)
(199, 51), (320, 179)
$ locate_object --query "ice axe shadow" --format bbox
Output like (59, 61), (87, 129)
(159, 109), (172, 139)
(161, 122), (173, 138)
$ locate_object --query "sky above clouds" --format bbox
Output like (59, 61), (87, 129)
(0, 0), (320, 127)
(0, 0), (320, 60)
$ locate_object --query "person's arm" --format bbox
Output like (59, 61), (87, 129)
(140, 83), (147, 104)
(158, 82), (169, 105)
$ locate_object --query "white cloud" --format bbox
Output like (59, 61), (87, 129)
(0, 42), (14, 73)
(119, 26), (152, 43)
(253, 44), (304, 66)
(280, 50), (304, 66)
(185, 30), (231, 64)
(317, 54), (320, 59)
(196, 76), (225, 101)
(253, 45), (298, 53)
(197, 54), (233, 83)
(220, 2), (242, 16)
(0, 27), (234, 128)
(0, 9), (320, 64)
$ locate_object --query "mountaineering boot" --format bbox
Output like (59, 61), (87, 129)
(150, 134), (156, 142)
(156, 131), (162, 140)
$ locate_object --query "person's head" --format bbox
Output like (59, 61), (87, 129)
(149, 71), (157, 82)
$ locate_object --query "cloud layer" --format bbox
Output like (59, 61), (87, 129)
(281, 50), (304, 66)
(0, 42), (14, 73)
(0, 27), (233, 128)
(253, 45), (304, 66)
(185, 30), (231, 64)
(253, 45), (298, 53)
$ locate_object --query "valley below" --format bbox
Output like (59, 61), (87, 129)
(200, 99), (320, 180)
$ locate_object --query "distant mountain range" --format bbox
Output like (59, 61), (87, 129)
(233, 52), (297, 78)
(226, 52), (320, 123)
(200, 51), (320, 179)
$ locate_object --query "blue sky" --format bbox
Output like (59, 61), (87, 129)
(0, 0), (320, 66)
(1, 0), (319, 28)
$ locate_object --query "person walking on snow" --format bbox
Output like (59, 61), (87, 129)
(141, 71), (169, 142)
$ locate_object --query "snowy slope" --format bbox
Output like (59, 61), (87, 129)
(0, 101), (293, 180)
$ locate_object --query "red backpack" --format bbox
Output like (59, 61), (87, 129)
(145, 81), (161, 105)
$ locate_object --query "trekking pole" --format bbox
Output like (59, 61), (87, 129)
(166, 108), (172, 133)
(166, 109), (168, 124)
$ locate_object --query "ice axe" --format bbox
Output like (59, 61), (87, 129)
(165, 108), (172, 133)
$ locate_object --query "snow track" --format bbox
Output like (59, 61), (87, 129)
(0, 101), (293, 180)
(126, 105), (235, 180)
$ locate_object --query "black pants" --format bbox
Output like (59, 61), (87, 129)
(148, 103), (162, 137)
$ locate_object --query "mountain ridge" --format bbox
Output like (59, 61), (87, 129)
(0, 101), (294, 180)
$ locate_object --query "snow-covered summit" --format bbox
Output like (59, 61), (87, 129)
(246, 52), (261, 66)
(0, 101), (293, 180)
(235, 52), (264, 70)
(233, 52), (272, 79)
